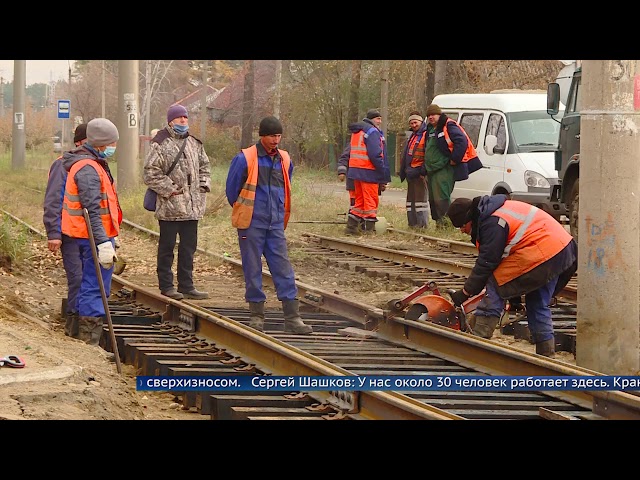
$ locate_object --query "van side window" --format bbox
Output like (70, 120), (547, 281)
(459, 113), (482, 148)
(486, 113), (506, 152)
(445, 111), (459, 121)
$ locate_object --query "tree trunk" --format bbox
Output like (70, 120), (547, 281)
(348, 60), (362, 124)
(240, 60), (255, 149)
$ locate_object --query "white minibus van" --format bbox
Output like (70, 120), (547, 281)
(432, 91), (565, 220)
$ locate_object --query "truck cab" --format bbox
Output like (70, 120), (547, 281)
(547, 66), (581, 241)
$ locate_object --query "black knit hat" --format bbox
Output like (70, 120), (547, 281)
(258, 116), (283, 136)
(73, 123), (88, 144)
(366, 109), (382, 120)
(447, 198), (473, 227)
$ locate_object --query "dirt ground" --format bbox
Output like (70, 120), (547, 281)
(0, 223), (575, 421)
(0, 230), (233, 421)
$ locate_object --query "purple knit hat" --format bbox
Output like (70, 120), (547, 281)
(167, 104), (188, 123)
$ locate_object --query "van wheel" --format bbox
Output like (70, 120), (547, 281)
(568, 180), (579, 242)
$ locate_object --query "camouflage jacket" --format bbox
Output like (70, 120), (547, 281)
(143, 126), (211, 221)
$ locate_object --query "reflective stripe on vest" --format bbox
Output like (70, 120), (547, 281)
(348, 128), (377, 170)
(409, 132), (426, 168)
(231, 145), (292, 229)
(488, 200), (572, 286)
(443, 119), (478, 164)
(61, 159), (120, 239)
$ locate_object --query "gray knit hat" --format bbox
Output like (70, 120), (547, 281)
(87, 118), (119, 147)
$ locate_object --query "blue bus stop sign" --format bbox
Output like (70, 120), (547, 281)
(58, 100), (70, 119)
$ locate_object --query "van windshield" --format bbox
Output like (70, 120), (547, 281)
(507, 110), (564, 149)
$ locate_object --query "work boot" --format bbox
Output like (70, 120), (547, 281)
(471, 315), (500, 339)
(345, 216), (361, 236)
(363, 220), (377, 235)
(78, 316), (104, 346)
(178, 288), (209, 300)
(535, 338), (556, 358)
(282, 299), (313, 334)
(161, 287), (184, 300)
(249, 301), (265, 332)
(65, 312), (79, 338)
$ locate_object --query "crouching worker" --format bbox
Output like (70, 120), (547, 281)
(61, 118), (122, 345)
(446, 194), (577, 357)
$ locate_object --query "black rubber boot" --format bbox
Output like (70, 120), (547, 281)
(249, 301), (265, 332)
(345, 216), (361, 236)
(65, 312), (79, 338)
(282, 299), (313, 334)
(78, 316), (103, 346)
(535, 338), (556, 358)
(471, 315), (500, 339)
(363, 220), (377, 235)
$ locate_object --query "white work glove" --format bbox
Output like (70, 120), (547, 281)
(97, 241), (117, 270)
(114, 236), (121, 249)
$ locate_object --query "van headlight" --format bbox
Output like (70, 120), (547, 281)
(524, 170), (550, 189)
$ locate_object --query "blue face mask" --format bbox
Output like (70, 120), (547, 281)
(173, 124), (189, 134)
(102, 146), (117, 158)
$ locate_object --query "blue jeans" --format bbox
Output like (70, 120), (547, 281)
(61, 234), (83, 315)
(76, 238), (113, 317)
(475, 275), (559, 343)
(238, 227), (297, 303)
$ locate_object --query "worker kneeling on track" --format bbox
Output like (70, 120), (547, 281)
(446, 194), (577, 358)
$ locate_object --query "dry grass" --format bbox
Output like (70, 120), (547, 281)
(0, 150), (467, 258)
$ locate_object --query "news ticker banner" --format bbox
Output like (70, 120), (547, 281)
(136, 375), (640, 392)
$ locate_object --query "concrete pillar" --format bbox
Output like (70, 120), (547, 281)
(117, 60), (140, 192)
(11, 60), (25, 169)
(577, 60), (640, 374)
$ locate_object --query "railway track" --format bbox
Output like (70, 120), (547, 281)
(3, 207), (640, 420)
(105, 280), (638, 420)
(301, 232), (579, 354)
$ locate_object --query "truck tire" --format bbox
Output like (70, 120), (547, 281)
(568, 180), (579, 242)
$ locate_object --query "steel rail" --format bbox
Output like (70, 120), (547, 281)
(111, 275), (458, 420)
(5, 208), (639, 418)
(304, 233), (578, 304)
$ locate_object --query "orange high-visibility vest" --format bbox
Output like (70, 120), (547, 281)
(483, 200), (572, 286)
(443, 119), (478, 165)
(61, 159), (121, 239)
(348, 128), (378, 170)
(408, 133), (426, 168)
(231, 145), (292, 229)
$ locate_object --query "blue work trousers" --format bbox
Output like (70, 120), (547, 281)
(475, 275), (559, 343)
(238, 227), (297, 303)
(76, 238), (113, 317)
(61, 234), (83, 315)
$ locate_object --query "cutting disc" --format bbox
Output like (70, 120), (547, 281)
(406, 294), (460, 329)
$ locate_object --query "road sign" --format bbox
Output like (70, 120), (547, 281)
(58, 100), (70, 119)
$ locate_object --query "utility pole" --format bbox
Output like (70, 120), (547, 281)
(11, 60), (26, 169)
(576, 60), (640, 375)
(102, 60), (106, 118)
(65, 62), (72, 150)
(117, 60), (140, 191)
